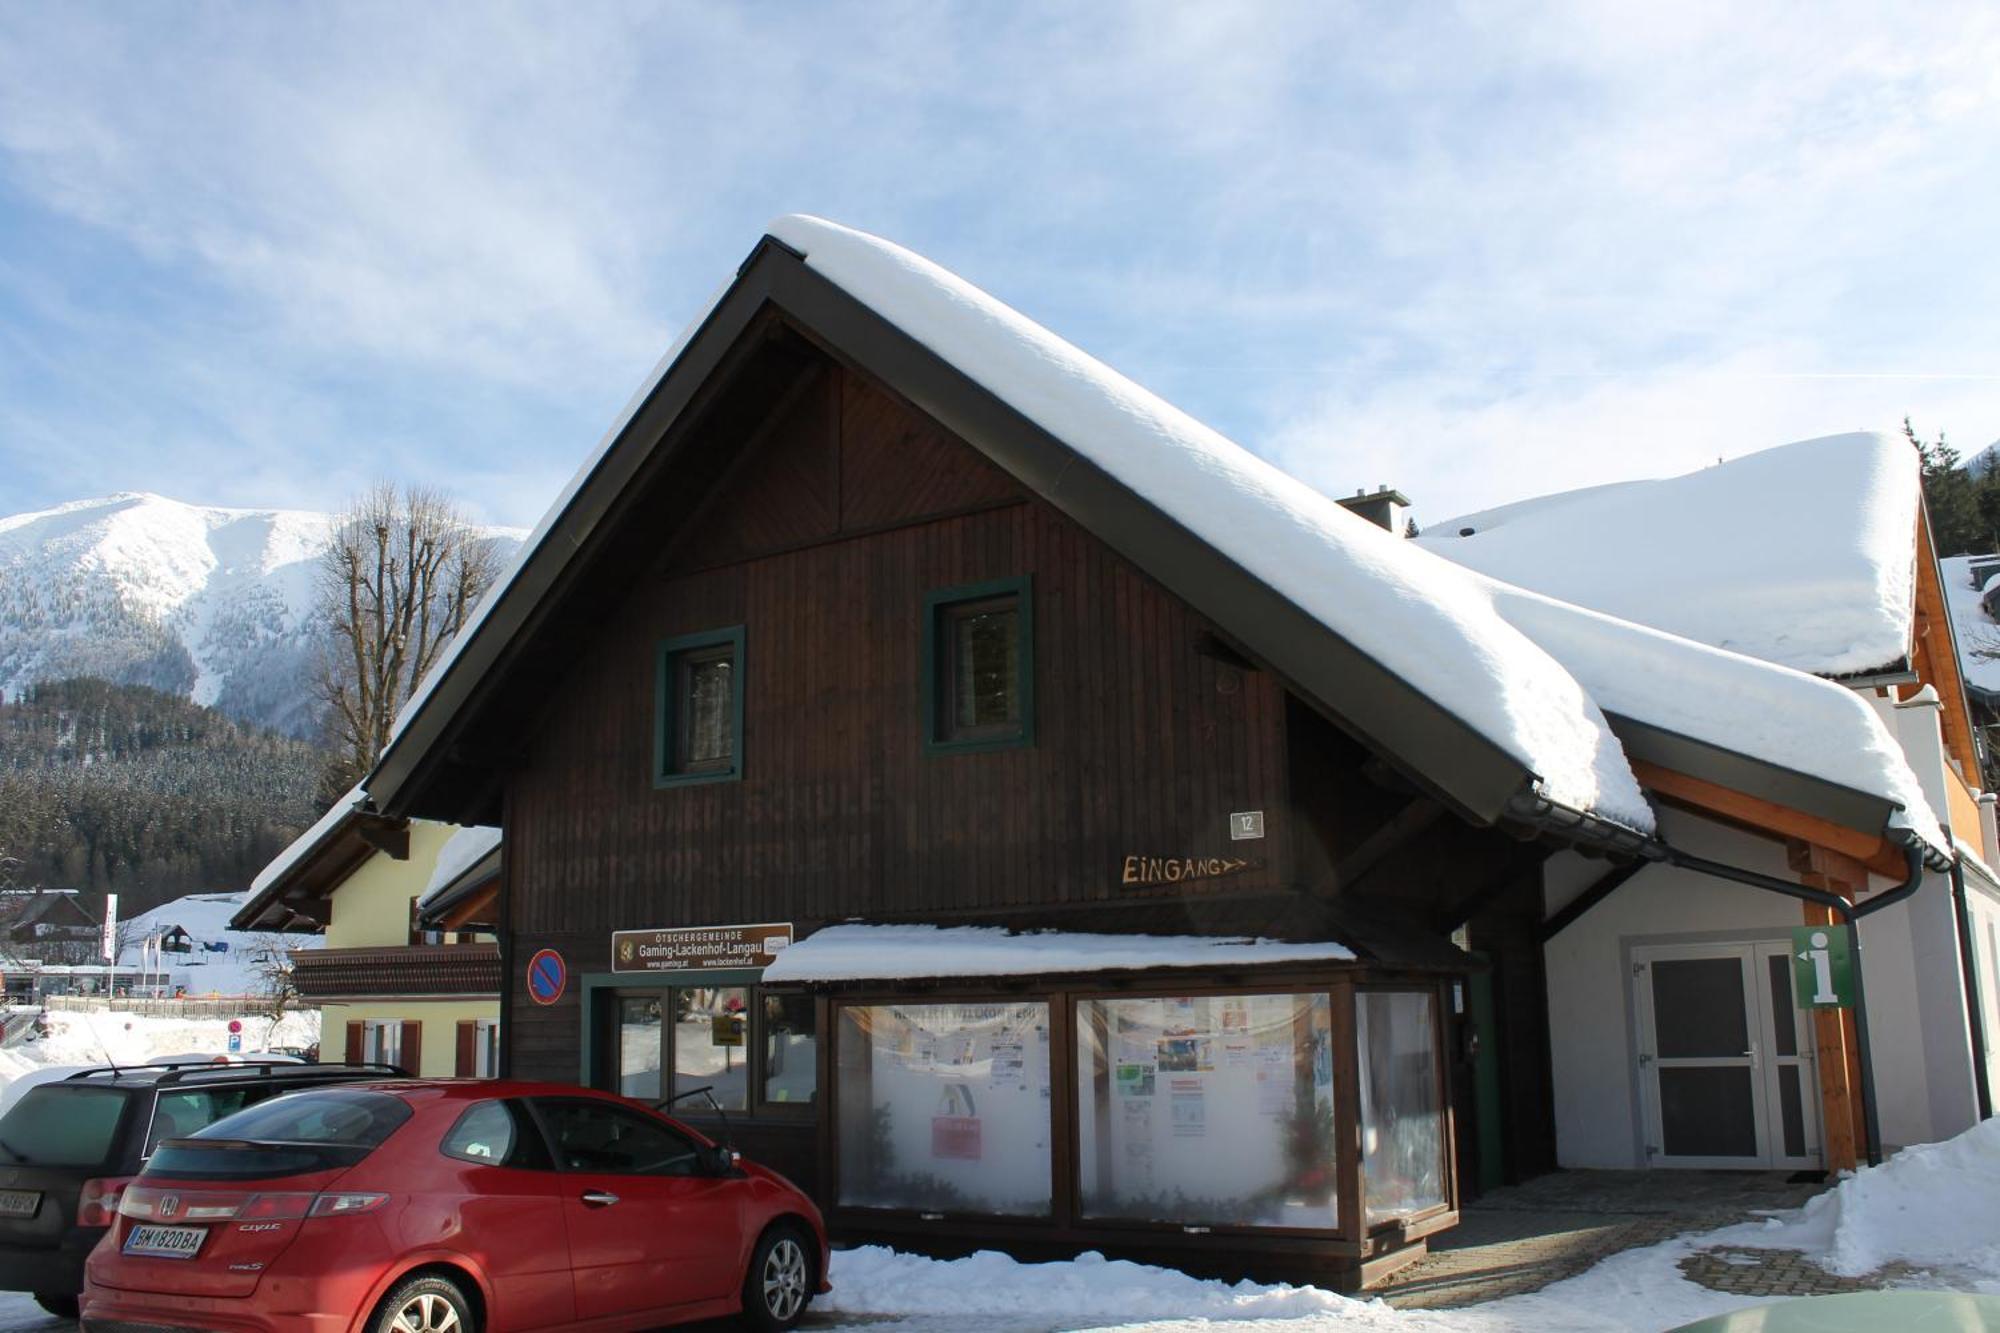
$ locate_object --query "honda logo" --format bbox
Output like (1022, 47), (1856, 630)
(157, 1195), (179, 1219)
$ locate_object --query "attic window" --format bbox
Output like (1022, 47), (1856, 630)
(924, 578), (1034, 753)
(655, 627), (745, 786)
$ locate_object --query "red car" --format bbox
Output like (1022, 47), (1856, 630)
(80, 1080), (829, 1332)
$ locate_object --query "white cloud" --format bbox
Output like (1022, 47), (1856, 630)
(0, 1), (1994, 526)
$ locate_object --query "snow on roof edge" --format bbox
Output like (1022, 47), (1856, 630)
(766, 214), (1654, 834)
(418, 825), (503, 909)
(1478, 575), (1947, 854)
(248, 781), (367, 898)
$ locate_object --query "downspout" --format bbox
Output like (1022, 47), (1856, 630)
(1950, 855), (1994, 1121)
(1661, 841), (1925, 1168)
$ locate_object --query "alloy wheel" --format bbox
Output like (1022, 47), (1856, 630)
(762, 1235), (808, 1321)
(390, 1292), (464, 1333)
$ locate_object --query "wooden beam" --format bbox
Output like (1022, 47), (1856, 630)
(1910, 502), (1985, 784)
(1789, 840), (1866, 1176)
(1633, 761), (1906, 879)
(354, 817), (410, 861)
(1327, 797), (1445, 895)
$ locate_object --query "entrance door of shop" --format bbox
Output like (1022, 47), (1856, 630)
(1632, 942), (1821, 1169)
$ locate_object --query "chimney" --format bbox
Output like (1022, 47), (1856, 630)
(1335, 484), (1411, 534)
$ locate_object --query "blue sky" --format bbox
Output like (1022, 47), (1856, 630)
(1, 2), (1997, 530)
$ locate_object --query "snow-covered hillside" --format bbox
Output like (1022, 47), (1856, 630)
(0, 493), (521, 737)
(117, 890), (322, 995)
(0, 494), (328, 735)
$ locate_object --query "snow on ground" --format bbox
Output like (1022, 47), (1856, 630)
(815, 1119), (2000, 1332)
(116, 889), (321, 994)
(0, 1007), (319, 1095)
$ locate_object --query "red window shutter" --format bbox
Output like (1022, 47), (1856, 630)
(400, 1020), (423, 1076)
(455, 1021), (476, 1077)
(344, 1020), (363, 1064)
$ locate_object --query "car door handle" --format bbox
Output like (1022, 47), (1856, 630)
(580, 1191), (620, 1208)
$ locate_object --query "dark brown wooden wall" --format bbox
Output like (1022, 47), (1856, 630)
(505, 358), (1293, 1078)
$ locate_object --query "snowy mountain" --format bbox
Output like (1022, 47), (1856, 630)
(0, 493), (521, 739)
(1963, 439), (2000, 479)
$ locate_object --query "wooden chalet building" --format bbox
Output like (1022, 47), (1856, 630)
(364, 218), (1945, 1287)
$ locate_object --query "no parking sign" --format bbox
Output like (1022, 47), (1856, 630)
(526, 948), (568, 1006)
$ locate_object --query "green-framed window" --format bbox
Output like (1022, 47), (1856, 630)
(654, 626), (745, 786)
(923, 576), (1034, 754)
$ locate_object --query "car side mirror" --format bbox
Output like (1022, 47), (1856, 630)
(699, 1144), (736, 1176)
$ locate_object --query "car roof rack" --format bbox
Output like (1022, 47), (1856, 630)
(61, 1061), (409, 1087)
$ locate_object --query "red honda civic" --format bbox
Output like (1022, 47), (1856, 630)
(80, 1079), (829, 1332)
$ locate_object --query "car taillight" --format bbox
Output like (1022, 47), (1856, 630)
(117, 1188), (387, 1222)
(308, 1193), (387, 1217)
(77, 1177), (132, 1227)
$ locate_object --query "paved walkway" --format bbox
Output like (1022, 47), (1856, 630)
(1377, 1168), (1922, 1309)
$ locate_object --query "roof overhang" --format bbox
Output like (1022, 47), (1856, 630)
(369, 237), (1543, 831)
(1612, 713), (1950, 874)
(229, 811), (407, 933)
(417, 844), (502, 929)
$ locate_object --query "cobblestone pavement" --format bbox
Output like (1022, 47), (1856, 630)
(1379, 1169), (1843, 1309)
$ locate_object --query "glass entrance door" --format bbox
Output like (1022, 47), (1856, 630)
(1633, 942), (1820, 1169)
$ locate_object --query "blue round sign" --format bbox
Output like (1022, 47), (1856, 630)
(526, 948), (567, 1006)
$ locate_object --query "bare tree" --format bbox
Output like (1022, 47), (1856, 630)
(314, 483), (502, 800)
(245, 933), (300, 1040)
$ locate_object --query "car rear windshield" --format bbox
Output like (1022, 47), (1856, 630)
(146, 1088), (411, 1180)
(0, 1086), (131, 1168)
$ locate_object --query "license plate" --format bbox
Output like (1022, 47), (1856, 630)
(0, 1190), (37, 1219)
(124, 1224), (206, 1258)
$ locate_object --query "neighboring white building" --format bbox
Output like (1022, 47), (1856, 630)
(1422, 434), (1995, 1170)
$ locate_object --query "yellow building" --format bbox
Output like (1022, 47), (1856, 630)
(233, 791), (501, 1077)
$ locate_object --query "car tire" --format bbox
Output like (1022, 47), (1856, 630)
(740, 1223), (815, 1331)
(31, 1292), (78, 1319)
(371, 1273), (476, 1333)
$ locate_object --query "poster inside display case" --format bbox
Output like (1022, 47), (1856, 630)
(836, 1001), (1053, 1216)
(1076, 992), (1335, 1229)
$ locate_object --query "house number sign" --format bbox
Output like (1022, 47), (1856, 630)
(613, 922), (794, 973)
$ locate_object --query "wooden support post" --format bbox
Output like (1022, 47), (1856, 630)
(1789, 843), (1868, 1174)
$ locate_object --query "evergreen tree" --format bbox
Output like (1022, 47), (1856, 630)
(1908, 417), (1989, 556)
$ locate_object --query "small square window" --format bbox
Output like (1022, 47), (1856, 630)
(925, 578), (1033, 753)
(655, 628), (744, 785)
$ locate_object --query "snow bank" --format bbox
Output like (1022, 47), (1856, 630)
(824, 1246), (1370, 1323)
(20, 1009), (320, 1071)
(763, 924), (1354, 984)
(1416, 433), (1922, 678)
(1756, 1116), (2000, 1279)
(768, 215), (1651, 831)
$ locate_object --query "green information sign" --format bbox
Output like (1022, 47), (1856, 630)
(1792, 924), (1854, 1009)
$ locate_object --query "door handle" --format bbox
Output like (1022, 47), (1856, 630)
(580, 1191), (620, 1208)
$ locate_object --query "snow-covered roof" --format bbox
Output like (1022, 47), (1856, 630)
(372, 215), (1950, 861)
(417, 825), (502, 910)
(1416, 432), (1922, 678)
(1940, 555), (2000, 699)
(248, 782), (365, 897)
(1479, 578), (1947, 850)
(761, 923), (1356, 984)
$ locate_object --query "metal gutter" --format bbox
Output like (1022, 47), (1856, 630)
(1950, 855), (1994, 1122)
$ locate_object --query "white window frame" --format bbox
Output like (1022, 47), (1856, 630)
(475, 1019), (501, 1078)
(363, 1019), (403, 1069)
